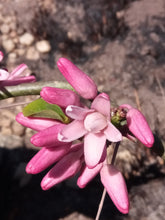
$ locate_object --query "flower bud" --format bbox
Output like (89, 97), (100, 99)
(57, 58), (98, 99)
(120, 105), (154, 147)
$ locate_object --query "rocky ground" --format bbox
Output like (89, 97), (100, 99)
(0, 0), (165, 220)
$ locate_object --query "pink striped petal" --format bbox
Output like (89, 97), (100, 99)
(16, 112), (60, 131)
(0, 51), (4, 62)
(57, 58), (98, 99)
(31, 124), (66, 147)
(8, 63), (27, 79)
(66, 105), (94, 120)
(41, 87), (80, 107)
(41, 148), (83, 190)
(58, 120), (87, 142)
(0, 69), (9, 80)
(91, 93), (110, 119)
(104, 121), (122, 142)
(84, 132), (106, 168)
(26, 143), (71, 174)
(0, 76), (36, 86)
(100, 164), (129, 214)
(77, 163), (103, 188)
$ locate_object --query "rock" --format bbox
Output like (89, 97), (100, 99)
(19, 32), (34, 46)
(12, 120), (25, 136)
(36, 40), (51, 53)
(1, 127), (12, 135)
(2, 39), (15, 52)
(26, 46), (40, 60)
(8, 52), (17, 62)
(150, 32), (160, 43)
(0, 23), (10, 34)
(0, 134), (24, 149)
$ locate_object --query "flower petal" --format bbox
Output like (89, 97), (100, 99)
(58, 120), (87, 142)
(57, 58), (98, 99)
(91, 93), (110, 119)
(66, 105), (94, 120)
(100, 164), (129, 214)
(104, 121), (122, 142)
(0, 69), (9, 81)
(0, 76), (36, 86)
(31, 123), (66, 147)
(8, 63), (27, 79)
(26, 143), (71, 174)
(84, 112), (107, 133)
(41, 87), (80, 107)
(41, 148), (83, 190)
(16, 112), (59, 131)
(84, 132), (106, 168)
(77, 163), (103, 188)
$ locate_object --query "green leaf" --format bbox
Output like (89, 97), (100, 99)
(23, 98), (70, 123)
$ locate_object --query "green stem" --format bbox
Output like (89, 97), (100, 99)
(0, 81), (73, 100)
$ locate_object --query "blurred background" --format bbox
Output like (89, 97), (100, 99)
(0, 0), (165, 219)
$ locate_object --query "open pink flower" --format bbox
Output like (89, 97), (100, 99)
(16, 57), (131, 215)
(120, 104), (154, 147)
(58, 93), (122, 168)
(0, 51), (35, 87)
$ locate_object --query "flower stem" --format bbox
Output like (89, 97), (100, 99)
(0, 81), (73, 100)
(95, 188), (107, 220)
(95, 142), (120, 220)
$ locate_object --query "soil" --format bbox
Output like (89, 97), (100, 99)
(0, 0), (165, 220)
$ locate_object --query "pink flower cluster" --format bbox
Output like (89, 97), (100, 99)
(0, 51), (35, 87)
(16, 58), (154, 214)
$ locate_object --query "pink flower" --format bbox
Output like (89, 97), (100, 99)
(57, 58), (98, 99)
(16, 57), (131, 214)
(0, 51), (35, 87)
(120, 104), (154, 147)
(58, 93), (122, 168)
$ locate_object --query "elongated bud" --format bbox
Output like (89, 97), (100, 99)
(26, 144), (71, 174)
(40, 87), (80, 107)
(41, 147), (83, 190)
(57, 58), (98, 99)
(120, 104), (154, 148)
(16, 112), (59, 131)
(100, 164), (129, 214)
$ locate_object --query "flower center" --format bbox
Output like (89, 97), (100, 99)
(84, 112), (107, 133)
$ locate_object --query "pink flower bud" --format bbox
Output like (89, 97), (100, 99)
(100, 164), (129, 214)
(41, 87), (80, 107)
(41, 146), (83, 190)
(57, 58), (98, 99)
(120, 104), (154, 147)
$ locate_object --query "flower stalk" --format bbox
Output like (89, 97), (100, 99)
(0, 81), (73, 99)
